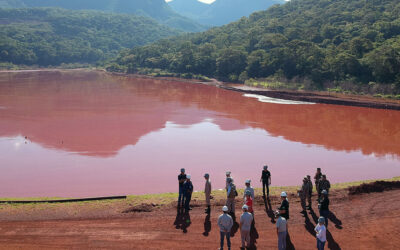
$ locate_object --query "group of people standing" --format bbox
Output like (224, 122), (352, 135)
(177, 166), (332, 250)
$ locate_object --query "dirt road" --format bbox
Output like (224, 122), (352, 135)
(0, 189), (399, 249)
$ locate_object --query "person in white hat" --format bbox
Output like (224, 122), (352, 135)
(315, 217), (327, 250)
(177, 168), (187, 208)
(318, 190), (330, 228)
(218, 206), (233, 250)
(225, 171), (232, 191)
(275, 208), (287, 250)
(243, 179), (255, 200)
(278, 191), (289, 220)
(183, 174), (193, 213)
(240, 204), (253, 249)
(204, 173), (212, 214)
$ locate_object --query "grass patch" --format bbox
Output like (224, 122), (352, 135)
(1, 177), (399, 210)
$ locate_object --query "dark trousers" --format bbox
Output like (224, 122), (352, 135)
(184, 194), (192, 211)
(320, 209), (329, 228)
(220, 231), (231, 250)
(262, 180), (270, 197)
(178, 186), (185, 206)
(317, 239), (326, 250)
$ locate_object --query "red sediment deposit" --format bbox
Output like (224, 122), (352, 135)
(0, 187), (399, 249)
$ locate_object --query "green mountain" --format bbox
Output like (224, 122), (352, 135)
(0, 0), (205, 32)
(169, 0), (284, 26)
(115, 0), (400, 89)
(0, 8), (180, 66)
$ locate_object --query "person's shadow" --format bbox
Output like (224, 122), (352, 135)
(328, 211), (343, 229)
(203, 213), (211, 236)
(249, 222), (259, 249)
(174, 209), (191, 233)
(286, 232), (295, 250)
(230, 214), (239, 237)
(263, 196), (276, 224)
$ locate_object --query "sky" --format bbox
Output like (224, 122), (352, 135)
(165, 0), (216, 4)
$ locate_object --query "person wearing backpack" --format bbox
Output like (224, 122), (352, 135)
(226, 177), (237, 216)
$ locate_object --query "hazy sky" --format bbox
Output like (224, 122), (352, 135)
(165, 0), (216, 4)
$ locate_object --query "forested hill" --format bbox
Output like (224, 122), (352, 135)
(114, 0), (400, 88)
(169, 0), (284, 26)
(0, 8), (180, 66)
(0, 0), (205, 32)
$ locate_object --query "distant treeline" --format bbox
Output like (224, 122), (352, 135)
(112, 0), (400, 88)
(0, 8), (180, 66)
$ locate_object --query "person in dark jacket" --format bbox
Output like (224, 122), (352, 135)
(318, 190), (330, 228)
(260, 165), (271, 198)
(279, 191), (289, 220)
(314, 168), (323, 200)
(183, 174), (193, 212)
(178, 168), (187, 207)
(307, 175), (313, 209)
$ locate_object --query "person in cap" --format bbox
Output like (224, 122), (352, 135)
(307, 175), (313, 209)
(244, 190), (253, 214)
(178, 168), (187, 208)
(260, 165), (271, 198)
(318, 175), (331, 198)
(275, 208), (287, 250)
(314, 168), (323, 200)
(225, 171), (232, 191)
(226, 177), (237, 216)
(183, 174), (193, 212)
(318, 190), (330, 228)
(218, 206), (233, 250)
(243, 179), (255, 200)
(204, 173), (212, 214)
(315, 217), (327, 250)
(279, 191), (289, 220)
(298, 177), (309, 213)
(240, 205), (253, 250)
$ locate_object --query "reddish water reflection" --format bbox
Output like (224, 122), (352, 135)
(0, 70), (399, 197)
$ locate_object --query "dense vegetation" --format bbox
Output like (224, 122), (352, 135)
(114, 0), (400, 93)
(0, 0), (205, 32)
(169, 0), (284, 26)
(0, 8), (180, 66)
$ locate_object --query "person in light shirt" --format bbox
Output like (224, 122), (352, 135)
(315, 217), (327, 250)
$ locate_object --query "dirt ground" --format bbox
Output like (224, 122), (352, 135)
(0, 189), (400, 249)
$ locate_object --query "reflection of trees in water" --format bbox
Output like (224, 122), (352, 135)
(0, 70), (399, 158)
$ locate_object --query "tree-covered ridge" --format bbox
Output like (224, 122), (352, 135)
(115, 0), (400, 88)
(0, 0), (205, 32)
(0, 8), (180, 66)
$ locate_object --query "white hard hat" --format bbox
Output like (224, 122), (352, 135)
(186, 174), (191, 179)
(281, 191), (287, 197)
(242, 205), (249, 210)
(245, 179), (251, 184)
(226, 171), (231, 175)
(222, 206), (229, 212)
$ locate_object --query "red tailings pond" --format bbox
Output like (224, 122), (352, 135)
(0, 70), (399, 197)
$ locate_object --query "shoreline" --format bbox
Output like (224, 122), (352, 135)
(108, 71), (400, 111)
(1, 176), (398, 203)
(2, 68), (400, 110)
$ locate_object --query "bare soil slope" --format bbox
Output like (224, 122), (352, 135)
(0, 189), (399, 249)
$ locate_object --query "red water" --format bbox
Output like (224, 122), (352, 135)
(0, 70), (399, 197)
